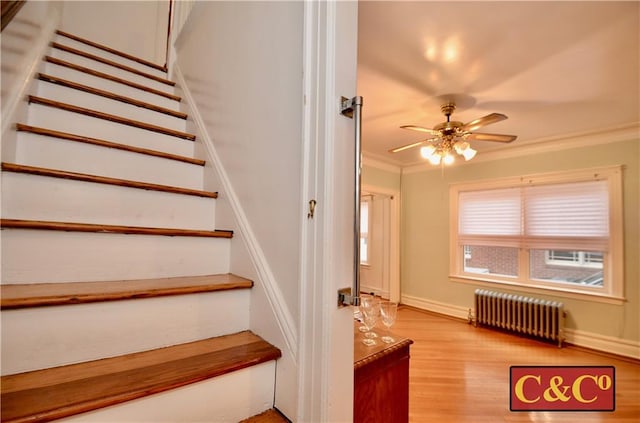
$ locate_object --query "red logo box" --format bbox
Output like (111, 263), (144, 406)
(510, 366), (615, 412)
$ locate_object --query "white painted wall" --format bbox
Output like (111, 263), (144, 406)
(59, 0), (168, 66)
(173, 1), (304, 418)
(1, 0), (62, 154)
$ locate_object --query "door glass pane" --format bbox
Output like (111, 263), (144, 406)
(531, 249), (604, 287)
(463, 245), (518, 278)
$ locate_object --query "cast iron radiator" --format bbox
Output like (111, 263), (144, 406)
(474, 289), (565, 347)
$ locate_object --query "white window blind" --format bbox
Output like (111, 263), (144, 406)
(524, 181), (609, 250)
(459, 188), (521, 235)
(458, 180), (609, 251)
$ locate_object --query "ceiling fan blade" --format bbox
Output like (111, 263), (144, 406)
(461, 113), (508, 132)
(400, 125), (440, 136)
(467, 133), (517, 143)
(389, 139), (432, 153)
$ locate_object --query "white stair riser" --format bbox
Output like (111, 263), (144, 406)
(15, 132), (203, 190)
(27, 103), (195, 157)
(35, 80), (187, 131)
(58, 362), (275, 423)
(49, 47), (174, 94)
(44, 61), (179, 110)
(2, 230), (230, 284)
(2, 173), (216, 230)
(1, 289), (250, 375)
(53, 34), (168, 80)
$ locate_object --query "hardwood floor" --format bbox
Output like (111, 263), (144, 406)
(390, 306), (640, 422)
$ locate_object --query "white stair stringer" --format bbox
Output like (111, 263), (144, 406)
(58, 362), (275, 423)
(43, 59), (180, 111)
(52, 33), (169, 80)
(49, 46), (175, 94)
(14, 130), (204, 190)
(2, 229), (231, 284)
(26, 103), (195, 157)
(1, 172), (216, 230)
(1, 288), (250, 375)
(34, 78), (186, 131)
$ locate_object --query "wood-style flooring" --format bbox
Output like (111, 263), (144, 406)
(390, 306), (640, 422)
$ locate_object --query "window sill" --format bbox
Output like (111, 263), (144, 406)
(450, 275), (626, 305)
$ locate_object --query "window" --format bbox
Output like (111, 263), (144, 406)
(360, 199), (370, 264)
(449, 166), (623, 301)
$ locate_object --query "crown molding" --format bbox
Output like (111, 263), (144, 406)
(402, 123), (640, 174)
(362, 154), (402, 173)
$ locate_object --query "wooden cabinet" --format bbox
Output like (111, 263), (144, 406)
(354, 325), (413, 423)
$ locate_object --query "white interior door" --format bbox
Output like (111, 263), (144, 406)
(361, 185), (401, 303)
(298, 1), (359, 422)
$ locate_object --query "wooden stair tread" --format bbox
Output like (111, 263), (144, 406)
(16, 124), (204, 166)
(45, 56), (180, 101)
(51, 41), (175, 87)
(38, 73), (187, 119)
(241, 409), (291, 423)
(2, 162), (217, 198)
(0, 331), (281, 423)
(28, 96), (196, 141)
(55, 30), (167, 73)
(0, 274), (253, 309)
(0, 219), (233, 238)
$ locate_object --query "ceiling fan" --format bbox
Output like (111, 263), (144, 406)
(389, 102), (517, 165)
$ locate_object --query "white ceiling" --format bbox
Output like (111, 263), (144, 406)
(357, 1), (640, 167)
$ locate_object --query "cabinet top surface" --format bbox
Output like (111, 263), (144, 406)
(354, 321), (413, 367)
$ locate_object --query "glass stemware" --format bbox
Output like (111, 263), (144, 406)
(356, 293), (372, 332)
(360, 296), (380, 339)
(380, 301), (398, 343)
(361, 305), (379, 346)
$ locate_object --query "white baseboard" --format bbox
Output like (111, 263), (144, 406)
(401, 294), (470, 320)
(401, 294), (640, 360)
(564, 328), (640, 360)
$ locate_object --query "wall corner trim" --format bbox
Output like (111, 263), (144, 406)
(174, 65), (298, 362)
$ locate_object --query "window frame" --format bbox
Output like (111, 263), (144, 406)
(449, 165), (624, 304)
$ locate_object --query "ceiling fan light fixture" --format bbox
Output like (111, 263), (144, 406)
(453, 140), (470, 154)
(442, 152), (455, 165)
(427, 154), (441, 165)
(462, 146), (477, 161)
(393, 102), (516, 166)
(420, 145), (437, 158)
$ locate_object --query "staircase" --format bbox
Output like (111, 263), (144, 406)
(1, 30), (283, 422)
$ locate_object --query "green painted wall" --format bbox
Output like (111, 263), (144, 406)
(362, 164), (400, 191)
(401, 139), (639, 342)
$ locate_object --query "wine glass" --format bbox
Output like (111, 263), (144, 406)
(360, 304), (379, 346)
(360, 296), (380, 340)
(380, 301), (398, 343)
(356, 293), (372, 332)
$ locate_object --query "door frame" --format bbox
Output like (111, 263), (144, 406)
(297, 1), (359, 421)
(362, 184), (401, 302)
